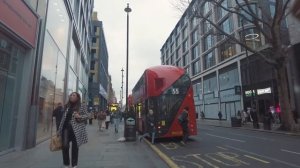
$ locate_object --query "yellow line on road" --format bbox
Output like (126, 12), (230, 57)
(145, 140), (180, 168)
(216, 146), (227, 150)
(244, 155), (270, 164)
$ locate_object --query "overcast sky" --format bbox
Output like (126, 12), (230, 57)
(93, 0), (182, 103)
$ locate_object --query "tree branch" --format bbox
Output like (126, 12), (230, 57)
(192, 11), (277, 66)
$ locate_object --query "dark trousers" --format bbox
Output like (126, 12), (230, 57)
(105, 121), (109, 129)
(181, 123), (189, 143)
(62, 125), (78, 167)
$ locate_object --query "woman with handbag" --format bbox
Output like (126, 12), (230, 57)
(57, 92), (88, 168)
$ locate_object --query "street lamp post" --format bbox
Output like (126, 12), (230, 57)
(121, 68), (124, 109)
(124, 3), (136, 141)
(125, 3), (131, 114)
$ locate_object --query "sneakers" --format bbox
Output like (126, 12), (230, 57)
(180, 141), (186, 145)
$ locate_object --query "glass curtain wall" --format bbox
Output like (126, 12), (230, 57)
(37, 0), (69, 141)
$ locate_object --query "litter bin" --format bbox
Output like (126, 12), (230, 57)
(231, 117), (242, 127)
(124, 113), (136, 141)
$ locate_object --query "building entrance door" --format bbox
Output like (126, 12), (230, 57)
(0, 70), (9, 151)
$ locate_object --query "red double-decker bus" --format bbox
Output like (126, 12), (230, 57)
(132, 65), (197, 139)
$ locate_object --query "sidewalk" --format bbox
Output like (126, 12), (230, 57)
(0, 121), (168, 168)
(198, 119), (300, 136)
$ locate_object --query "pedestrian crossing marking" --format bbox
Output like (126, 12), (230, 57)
(244, 155), (270, 164)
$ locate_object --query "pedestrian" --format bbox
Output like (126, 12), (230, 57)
(105, 110), (111, 129)
(241, 110), (246, 124)
(237, 110), (242, 120)
(139, 109), (156, 144)
(178, 107), (189, 144)
(243, 110), (249, 123)
(52, 102), (64, 131)
(113, 108), (121, 133)
(218, 111), (222, 120)
(263, 110), (273, 130)
(200, 111), (205, 119)
(249, 107), (259, 129)
(57, 92), (88, 168)
(97, 110), (106, 131)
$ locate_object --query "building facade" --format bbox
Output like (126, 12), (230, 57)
(88, 12), (109, 112)
(0, 0), (39, 153)
(0, 0), (94, 154)
(35, 0), (93, 143)
(160, 0), (292, 122)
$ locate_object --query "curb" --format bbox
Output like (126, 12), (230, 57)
(144, 139), (180, 168)
(199, 123), (300, 136)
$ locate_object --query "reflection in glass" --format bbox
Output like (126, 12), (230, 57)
(38, 33), (58, 140)
(46, 0), (70, 56)
(37, 32), (66, 141)
(67, 67), (77, 96)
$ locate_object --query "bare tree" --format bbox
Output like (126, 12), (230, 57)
(176, 0), (298, 131)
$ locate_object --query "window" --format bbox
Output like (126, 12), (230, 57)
(176, 59), (181, 67)
(176, 36), (180, 46)
(192, 59), (201, 76)
(219, 17), (233, 40)
(182, 40), (188, 53)
(191, 17), (199, 29)
(94, 26), (97, 33)
(203, 34), (214, 51)
(170, 43), (174, 53)
(182, 26), (187, 40)
(183, 54), (189, 66)
(191, 30), (199, 44)
(92, 37), (96, 43)
(202, 15), (212, 35)
(166, 49), (169, 58)
(219, 68), (239, 90)
(90, 60), (95, 70)
(191, 45), (200, 60)
(217, 0), (229, 20)
(219, 41), (236, 61)
(202, 1), (211, 15)
(177, 25), (181, 35)
(240, 28), (262, 51)
(89, 73), (94, 82)
(238, 4), (258, 26)
(176, 48), (180, 59)
(91, 49), (96, 59)
(203, 74), (217, 93)
(203, 51), (215, 70)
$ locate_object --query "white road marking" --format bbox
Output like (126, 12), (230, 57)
(200, 128), (214, 131)
(226, 145), (300, 168)
(281, 149), (300, 155)
(244, 155), (270, 164)
(216, 146), (227, 150)
(206, 133), (246, 143)
(229, 132), (275, 142)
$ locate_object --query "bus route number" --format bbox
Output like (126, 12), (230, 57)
(172, 88), (179, 95)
